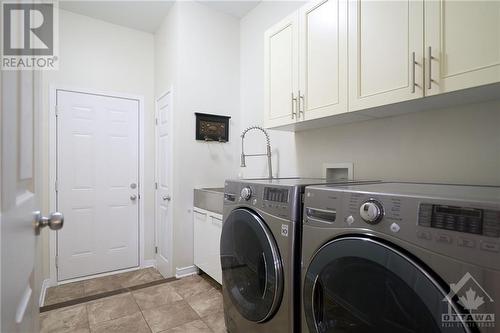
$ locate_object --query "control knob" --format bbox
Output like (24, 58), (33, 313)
(359, 199), (384, 224)
(240, 187), (252, 200)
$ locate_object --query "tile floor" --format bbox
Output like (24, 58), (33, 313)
(44, 268), (164, 306)
(40, 272), (226, 333)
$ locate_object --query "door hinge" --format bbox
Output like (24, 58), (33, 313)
(155, 182), (158, 190)
(155, 246), (158, 254)
(155, 118), (158, 125)
(55, 180), (59, 192)
(55, 255), (59, 268)
(55, 105), (59, 117)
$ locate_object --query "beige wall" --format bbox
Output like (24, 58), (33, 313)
(155, 2), (241, 271)
(40, 9), (155, 280)
(295, 101), (500, 185)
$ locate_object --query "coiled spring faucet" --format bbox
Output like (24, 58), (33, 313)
(240, 126), (273, 179)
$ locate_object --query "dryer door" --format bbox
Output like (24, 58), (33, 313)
(220, 208), (283, 323)
(303, 236), (470, 333)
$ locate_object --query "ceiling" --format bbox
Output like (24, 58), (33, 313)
(200, 1), (260, 18)
(59, 1), (261, 34)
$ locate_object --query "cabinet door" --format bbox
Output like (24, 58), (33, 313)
(348, 0), (424, 111)
(208, 214), (223, 284)
(264, 12), (299, 128)
(299, 0), (348, 120)
(425, 0), (500, 95)
(193, 209), (208, 270)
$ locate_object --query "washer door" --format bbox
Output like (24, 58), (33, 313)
(304, 236), (469, 333)
(220, 208), (283, 323)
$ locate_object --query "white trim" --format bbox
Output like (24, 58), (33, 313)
(142, 259), (157, 268)
(154, 88), (175, 278)
(175, 266), (199, 279)
(48, 84), (145, 285)
(39, 279), (51, 307)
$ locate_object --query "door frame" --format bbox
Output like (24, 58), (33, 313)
(154, 88), (174, 278)
(48, 84), (145, 285)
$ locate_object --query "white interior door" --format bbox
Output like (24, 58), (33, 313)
(155, 92), (173, 278)
(1, 70), (40, 332)
(56, 90), (140, 281)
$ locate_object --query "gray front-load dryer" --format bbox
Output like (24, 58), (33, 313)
(301, 182), (500, 333)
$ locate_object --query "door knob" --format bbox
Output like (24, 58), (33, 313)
(162, 195), (171, 201)
(34, 211), (64, 235)
(130, 194), (137, 201)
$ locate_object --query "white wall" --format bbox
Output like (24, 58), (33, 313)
(155, 2), (240, 270)
(240, 1), (500, 186)
(40, 9), (155, 279)
(239, 1), (305, 178)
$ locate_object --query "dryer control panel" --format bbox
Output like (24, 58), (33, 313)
(303, 182), (500, 270)
(418, 204), (500, 238)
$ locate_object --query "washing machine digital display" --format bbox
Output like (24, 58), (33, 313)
(263, 187), (289, 203)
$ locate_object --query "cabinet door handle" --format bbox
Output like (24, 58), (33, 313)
(291, 92), (297, 119)
(428, 46), (433, 90)
(298, 90), (304, 119)
(411, 52), (419, 93)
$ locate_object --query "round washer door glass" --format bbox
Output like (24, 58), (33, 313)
(303, 237), (469, 333)
(220, 208), (283, 323)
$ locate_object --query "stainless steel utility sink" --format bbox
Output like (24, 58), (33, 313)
(194, 187), (224, 215)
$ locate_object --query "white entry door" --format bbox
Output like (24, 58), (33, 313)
(1, 70), (46, 332)
(56, 90), (140, 281)
(155, 92), (173, 278)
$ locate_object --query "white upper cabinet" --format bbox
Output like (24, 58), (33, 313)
(425, 0), (500, 95)
(264, 0), (500, 131)
(348, 0), (424, 111)
(299, 0), (348, 121)
(264, 12), (299, 128)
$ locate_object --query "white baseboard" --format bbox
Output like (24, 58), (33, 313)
(175, 265), (199, 278)
(39, 279), (52, 307)
(142, 259), (156, 268)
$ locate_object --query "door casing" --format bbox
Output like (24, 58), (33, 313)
(48, 85), (146, 285)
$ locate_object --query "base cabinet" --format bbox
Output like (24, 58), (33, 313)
(193, 207), (222, 284)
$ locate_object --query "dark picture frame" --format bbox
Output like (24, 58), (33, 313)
(195, 113), (231, 142)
